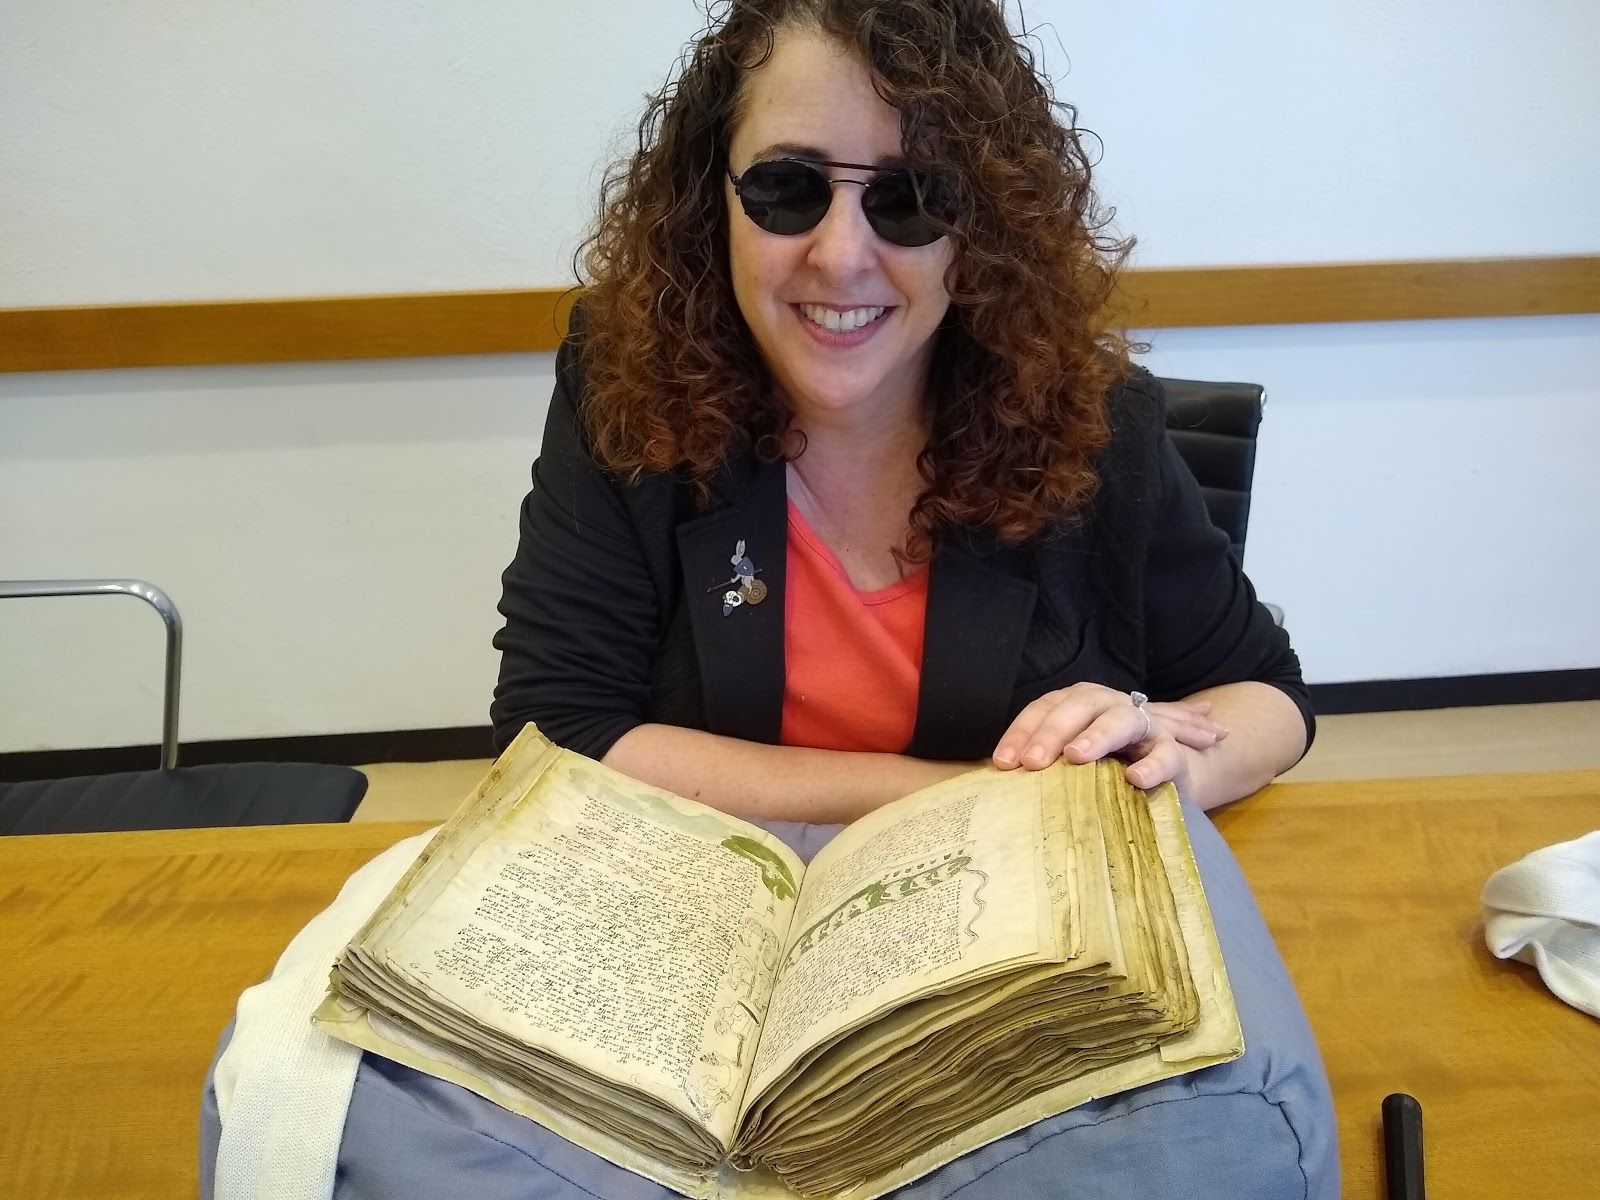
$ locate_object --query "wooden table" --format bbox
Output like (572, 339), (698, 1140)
(2, 772), (1597, 1198)
(1210, 771), (1600, 1196)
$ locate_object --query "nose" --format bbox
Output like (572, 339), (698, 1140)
(804, 176), (880, 280)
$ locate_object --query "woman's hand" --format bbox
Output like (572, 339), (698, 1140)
(991, 683), (1228, 794)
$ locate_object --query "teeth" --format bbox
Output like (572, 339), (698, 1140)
(799, 304), (886, 333)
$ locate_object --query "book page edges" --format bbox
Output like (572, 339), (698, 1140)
(730, 783), (1244, 1200)
(312, 995), (719, 1199)
(1150, 784), (1242, 1064)
(740, 766), (1055, 1112)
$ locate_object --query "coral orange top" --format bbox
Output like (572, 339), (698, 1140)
(779, 499), (929, 753)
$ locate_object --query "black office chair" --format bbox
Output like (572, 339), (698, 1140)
(1157, 376), (1283, 624)
(0, 579), (367, 835)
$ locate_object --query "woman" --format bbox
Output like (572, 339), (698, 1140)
(204, 3), (1338, 1197)
(491, 0), (1312, 820)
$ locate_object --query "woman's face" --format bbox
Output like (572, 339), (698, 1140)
(726, 27), (955, 429)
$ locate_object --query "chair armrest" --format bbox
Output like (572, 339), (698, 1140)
(0, 579), (183, 769)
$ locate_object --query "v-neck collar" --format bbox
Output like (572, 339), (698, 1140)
(677, 450), (1038, 758)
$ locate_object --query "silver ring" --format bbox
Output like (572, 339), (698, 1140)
(1129, 690), (1153, 741)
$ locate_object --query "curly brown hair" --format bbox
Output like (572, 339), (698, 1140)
(570, 0), (1138, 558)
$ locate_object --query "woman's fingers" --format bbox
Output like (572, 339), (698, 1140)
(1124, 739), (1188, 790)
(1145, 701), (1228, 748)
(1059, 701), (1154, 764)
(993, 687), (1226, 773)
(1005, 699), (1100, 767)
(993, 685), (1121, 768)
(992, 697), (1051, 767)
(1146, 701), (1226, 733)
(1152, 704), (1222, 742)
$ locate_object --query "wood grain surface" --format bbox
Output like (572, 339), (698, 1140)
(1209, 771), (1600, 1198)
(0, 289), (575, 373)
(1, 773), (1596, 1198)
(1111, 255), (1600, 329)
(3, 255), (1596, 372)
(0, 821), (432, 1199)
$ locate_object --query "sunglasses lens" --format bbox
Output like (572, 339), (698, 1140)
(736, 159), (957, 246)
(739, 161), (832, 235)
(863, 170), (954, 247)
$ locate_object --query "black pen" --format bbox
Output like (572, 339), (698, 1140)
(1382, 1092), (1425, 1200)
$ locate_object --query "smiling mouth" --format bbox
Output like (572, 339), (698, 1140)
(791, 303), (896, 334)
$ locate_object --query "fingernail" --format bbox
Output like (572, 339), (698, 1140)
(1024, 745), (1049, 766)
(1067, 740), (1090, 757)
(1216, 727), (1230, 741)
(995, 747), (1018, 766)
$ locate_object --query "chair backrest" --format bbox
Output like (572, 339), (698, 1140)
(1156, 376), (1266, 562)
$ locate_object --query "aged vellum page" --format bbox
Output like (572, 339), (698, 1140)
(718, 765), (1237, 1199)
(315, 726), (802, 1196)
(739, 768), (1060, 1114)
(772, 772), (1243, 1200)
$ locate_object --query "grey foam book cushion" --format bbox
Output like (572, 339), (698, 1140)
(200, 806), (1338, 1199)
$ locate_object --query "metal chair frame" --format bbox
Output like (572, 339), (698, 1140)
(1, 579), (183, 770)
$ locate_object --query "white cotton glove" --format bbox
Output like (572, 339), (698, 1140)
(1482, 830), (1600, 1020)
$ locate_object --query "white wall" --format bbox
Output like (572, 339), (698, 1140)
(3, 1), (1597, 752)
(1144, 314), (1600, 682)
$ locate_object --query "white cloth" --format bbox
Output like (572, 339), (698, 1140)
(1482, 830), (1600, 1020)
(213, 830), (435, 1200)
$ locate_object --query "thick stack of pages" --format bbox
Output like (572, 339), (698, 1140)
(316, 726), (1240, 1199)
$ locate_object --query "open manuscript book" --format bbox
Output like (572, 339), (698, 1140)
(314, 725), (1241, 1198)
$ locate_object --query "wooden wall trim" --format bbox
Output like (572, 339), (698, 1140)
(0, 289), (574, 373)
(2, 255), (1596, 373)
(1115, 255), (1600, 329)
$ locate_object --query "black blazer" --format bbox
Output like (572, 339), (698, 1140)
(492, 319), (1313, 764)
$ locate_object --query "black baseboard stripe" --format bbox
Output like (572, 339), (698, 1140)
(1309, 667), (1600, 715)
(4, 668), (1596, 783)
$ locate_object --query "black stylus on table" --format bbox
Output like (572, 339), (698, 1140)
(1382, 1093), (1425, 1200)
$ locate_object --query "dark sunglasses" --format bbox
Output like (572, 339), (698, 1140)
(727, 157), (957, 248)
